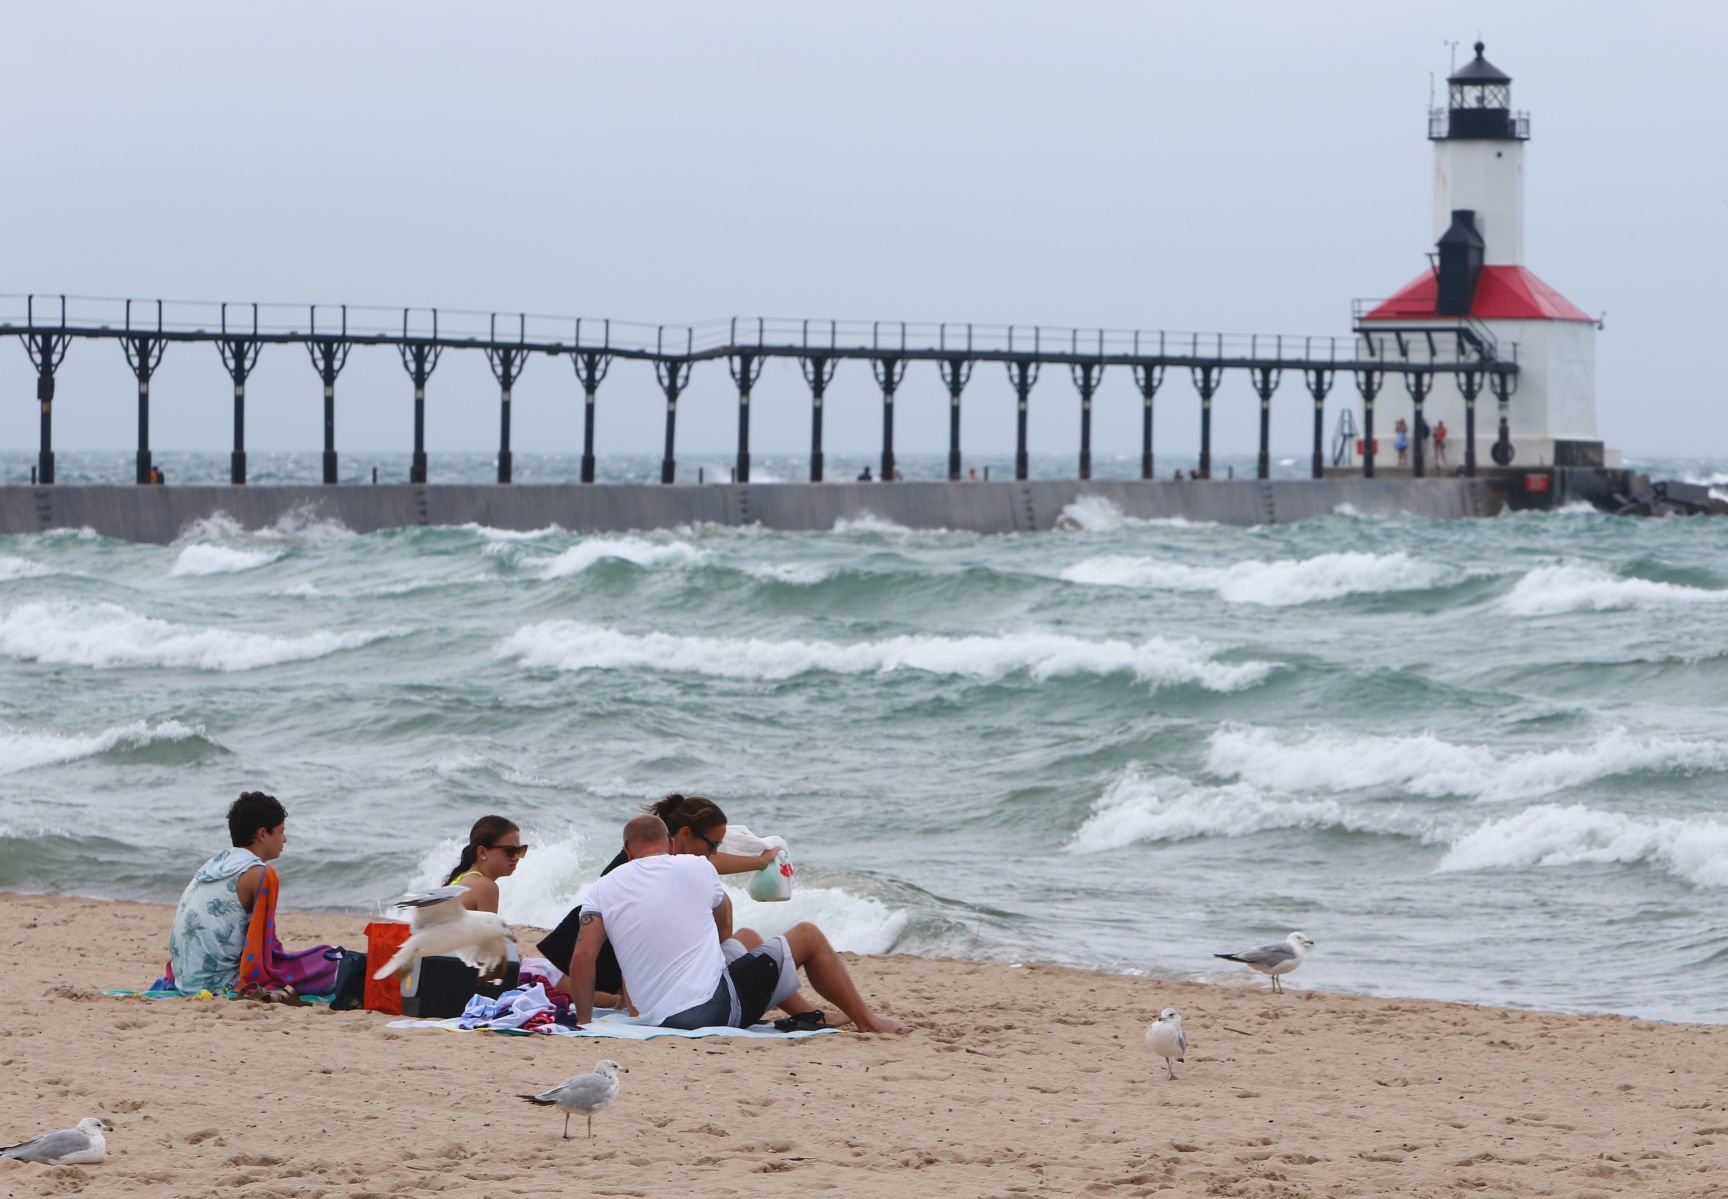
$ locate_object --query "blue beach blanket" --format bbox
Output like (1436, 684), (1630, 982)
(386, 1008), (837, 1040)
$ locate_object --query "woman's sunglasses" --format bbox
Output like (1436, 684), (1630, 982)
(486, 843), (530, 860)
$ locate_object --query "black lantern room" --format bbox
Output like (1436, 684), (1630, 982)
(1430, 42), (1530, 141)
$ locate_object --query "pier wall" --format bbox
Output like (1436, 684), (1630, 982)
(0, 478), (1506, 542)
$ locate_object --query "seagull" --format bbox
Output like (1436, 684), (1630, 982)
(1214, 931), (1314, 993)
(1, 1117), (112, 1165)
(521, 1060), (626, 1139)
(371, 885), (515, 980)
(1144, 1008), (1188, 1080)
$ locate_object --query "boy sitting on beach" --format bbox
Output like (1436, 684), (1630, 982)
(165, 791), (336, 998)
(568, 815), (914, 1034)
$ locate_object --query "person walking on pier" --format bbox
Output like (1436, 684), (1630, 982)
(1394, 419), (1410, 467)
(1434, 420), (1449, 468)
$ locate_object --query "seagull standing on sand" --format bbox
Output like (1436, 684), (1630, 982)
(371, 885), (515, 980)
(1144, 1008), (1188, 1080)
(521, 1060), (626, 1139)
(1214, 931), (1315, 993)
(1, 1118), (112, 1165)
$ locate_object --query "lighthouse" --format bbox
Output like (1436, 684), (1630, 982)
(1356, 42), (1605, 470)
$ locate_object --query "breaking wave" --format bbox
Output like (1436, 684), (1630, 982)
(496, 623), (1273, 691)
(1061, 550), (1453, 605)
(1438, 803), (1728, 889)
(0, 601), (395, 672)
(1501, 563), (1728, 616)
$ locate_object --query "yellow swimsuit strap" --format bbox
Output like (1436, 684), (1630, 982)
(451, 869), (486, 886)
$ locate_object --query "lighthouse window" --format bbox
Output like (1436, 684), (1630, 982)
(1451, 82), (1510, 110)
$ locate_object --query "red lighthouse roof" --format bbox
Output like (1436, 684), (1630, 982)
(1362, 265), (1592, 322)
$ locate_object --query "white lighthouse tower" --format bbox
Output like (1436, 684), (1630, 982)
(1357, 42), (1605, 469)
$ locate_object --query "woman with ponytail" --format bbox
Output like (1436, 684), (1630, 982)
(536, 793), (774, 1002)
(443, 815), (527, 914)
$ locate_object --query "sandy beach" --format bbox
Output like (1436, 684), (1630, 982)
(3, 892), (1725, 1198)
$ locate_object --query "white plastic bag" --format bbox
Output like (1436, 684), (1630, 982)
(724, 825), (794, 902)
(747, 847), (794, 902)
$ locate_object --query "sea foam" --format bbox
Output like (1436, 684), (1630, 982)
(0, 601), (394, 672)
(0, 556), (51, 582)
(1061, 550), (1450, 605)
(1438, 803), (1728, 889)
(496, 623), (1273, 691)
(1501, 563), (1728, 616)
(0, 719), (204, 776)
(1068, 769), (1366, 853)
(170, 545), (283, 577)
(1206, 725), (1728, 803)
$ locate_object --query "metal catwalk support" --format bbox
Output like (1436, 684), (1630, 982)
(872, 356), (906, 481)
(1456, 367), (1483, 477)
(1133, 363), (1164, 479)
(1355, 367), (1383, 479)
(1490, 368), (1517, 466)
(801, 355), (837, 482)
(729, 350), (765, 484)
(573, 350), (611, 484)
(656, 359), (692, 484)
(485, 345), (529, 484)
(121, 334), (166, 484)
(1248, 365), (1281, 480)
(398, 342), (442, 484)
(1070, 362), (1104, 480)
(1191, 365), (1223, 479)
(219, 338), (262, 484)
(1405, 368), (1433, 477)
(307, 339), (351, 484)
(1303, 367), (1335, 480)
(1007, 360), (1040, 481)
(939, 357), (972, 481)
(21, 331), (70, 485)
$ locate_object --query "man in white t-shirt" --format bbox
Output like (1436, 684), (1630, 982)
(571, 816), (914, 1034)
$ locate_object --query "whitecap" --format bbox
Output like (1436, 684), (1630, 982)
(1067, 769), (1361, 853)
(0, 719), (205, 776)
(533, 538), (705, 579)
(0, 556), (51, 582)
(0, 601), (395, 672)
(1437, 803), (1728, 889)
(496, 623), (1273, 692)
(1205, 725), (1728, 804)
(169, 545), (283, 577)
(743, 562), (831, 586)
(832, 511), (914, 535)
(1501, 563), (1728, 616)
(1056, 495), (1131, 532)
(1062, 550), (1451, 605)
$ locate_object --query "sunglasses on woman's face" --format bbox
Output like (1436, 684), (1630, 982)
(487, 844), (530, 859)
(695, 832), (723, 855)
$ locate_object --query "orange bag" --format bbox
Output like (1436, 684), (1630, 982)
(363, 921), (412, 1015)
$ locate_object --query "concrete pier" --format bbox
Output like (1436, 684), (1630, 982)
(0, 477), (1546, 543)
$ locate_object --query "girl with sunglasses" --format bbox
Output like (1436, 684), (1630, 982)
(443, 814), (529, 914)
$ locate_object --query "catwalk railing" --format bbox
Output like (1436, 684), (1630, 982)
(4, 293), (1520, 486)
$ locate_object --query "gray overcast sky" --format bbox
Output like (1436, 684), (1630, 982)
(2, 1), (1723, 464)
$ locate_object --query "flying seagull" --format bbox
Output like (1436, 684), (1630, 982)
(521, 1060), (626, 1139)
(1, 1117), (112, 1165)
(372, 885), (514, 980)
(1214, 931), (1314, 993)
(1144, 1008), (1188, 1080)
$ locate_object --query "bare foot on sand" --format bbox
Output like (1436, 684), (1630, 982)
(855, 1014), (917, 1034)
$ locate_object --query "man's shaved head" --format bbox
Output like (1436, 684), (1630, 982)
(623, 814), (670, 855)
